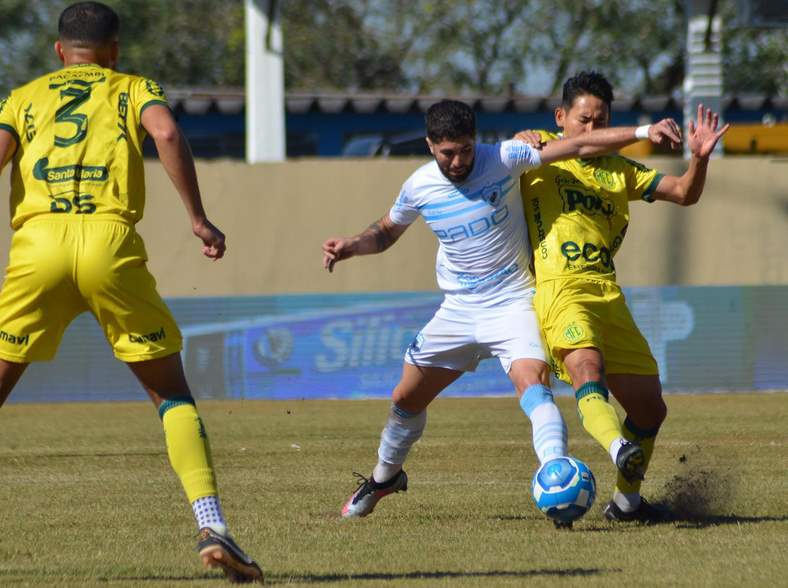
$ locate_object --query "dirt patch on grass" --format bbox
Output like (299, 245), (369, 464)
(656, 447), (737, 522)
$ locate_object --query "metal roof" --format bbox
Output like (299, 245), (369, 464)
(164, 88), (787, 116)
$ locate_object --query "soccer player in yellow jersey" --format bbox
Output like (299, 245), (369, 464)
(0, 2), (262, 581)
(520, 71), (728, 523)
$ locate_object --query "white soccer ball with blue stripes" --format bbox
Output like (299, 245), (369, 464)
(532, 456), (596, 523)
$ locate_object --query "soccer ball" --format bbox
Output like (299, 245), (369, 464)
(532, 456), (596, 523)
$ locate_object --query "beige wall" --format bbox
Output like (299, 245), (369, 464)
(1, 156), (786, 296)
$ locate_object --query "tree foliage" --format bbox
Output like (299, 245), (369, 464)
(0, 0), (246, 95)
(0, 0), (785, 97)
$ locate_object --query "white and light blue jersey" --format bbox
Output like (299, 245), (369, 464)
(389, 140), (541, 307)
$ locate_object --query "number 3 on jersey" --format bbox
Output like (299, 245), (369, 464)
(50, 79), (93, 147)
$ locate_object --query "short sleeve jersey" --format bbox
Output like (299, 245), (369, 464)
(521, 131), (662, 283)
(389, 140), (542, 307)
(0, 63), (168, 229)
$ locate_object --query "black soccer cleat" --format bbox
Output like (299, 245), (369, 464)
(603, 498), (669, 524)
(615, 441), (646, 482)
(197, 527), (264, 584)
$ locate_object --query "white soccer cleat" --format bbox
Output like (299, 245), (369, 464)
(341, 470), (408, 518)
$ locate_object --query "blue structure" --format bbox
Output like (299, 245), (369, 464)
(8, 286), (788, 403)
(161, 89), (788, 158)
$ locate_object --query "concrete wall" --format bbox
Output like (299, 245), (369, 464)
(1, 156), (786, 296)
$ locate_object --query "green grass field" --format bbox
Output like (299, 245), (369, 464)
(1, 393), (786, 586)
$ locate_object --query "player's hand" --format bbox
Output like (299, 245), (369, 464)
(513, 130), (544, 149)
(193, 218), (226, 260)
(687, 103), (730, 159)
(648, 118), (682, 150)
(322, 237), (355, 272)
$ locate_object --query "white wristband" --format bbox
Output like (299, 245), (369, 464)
(635, 125), (651, 140)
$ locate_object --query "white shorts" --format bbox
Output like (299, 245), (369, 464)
(404, 296), (547, 373)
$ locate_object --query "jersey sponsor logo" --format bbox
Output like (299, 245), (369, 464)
(145, 79), (165, 98)
(0, 96), (7, 115)
(593, 168), (617, 189)
(117, 92), (129, 142)
(560, 240), (614, 271)
(0, 329), (29, 345)
(33, 157), (108, 184)
(457, 262), (518, 290)
(559, 185), (615, 219)
(530, 197), (548, 260)
(434, 204), (510, 243)
(23, 103), (36, 141)
(48, 69), (106, 85)
(129, 327), (166, 344)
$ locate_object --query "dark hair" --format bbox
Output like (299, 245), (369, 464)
(562, 71), (614, 110)
(58, 2), (119, 47)
(425, 99), (476, 143)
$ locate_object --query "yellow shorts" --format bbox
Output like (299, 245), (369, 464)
(534, 278), (658, 384)
(0, 217), (182, 363)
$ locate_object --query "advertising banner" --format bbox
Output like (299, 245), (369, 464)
(9, 287), (788, 403)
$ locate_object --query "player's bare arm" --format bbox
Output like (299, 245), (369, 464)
(537, 119), (682, 164)
(322, 213), (408, 272)
(0, 128), (16, 173)
(651, 104), (730, 206)
(141, 104), (226, 260)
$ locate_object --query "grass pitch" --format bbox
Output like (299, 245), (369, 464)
(1, 393), (786, 586)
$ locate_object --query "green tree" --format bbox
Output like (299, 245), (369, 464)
(282, 0), (451, 91)
(0, 0), (784, 99)
(0, 0), (246, 95)
(724, 26), (787, 95)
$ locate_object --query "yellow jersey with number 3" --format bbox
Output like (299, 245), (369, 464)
(0, 63), (168, 229)
(521, 131), (663, 284)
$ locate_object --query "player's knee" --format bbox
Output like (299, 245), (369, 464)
(628, 396), (666, 432)
(511, 359), (551, 391)
(565, 353), (604, 385)
(530, 361), (551, 387)
(391, 388), (431, 413)
(642, 386), (667, 427)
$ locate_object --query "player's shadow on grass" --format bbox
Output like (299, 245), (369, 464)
(95, 574), (215, 583)
(266, 568), (620, 585)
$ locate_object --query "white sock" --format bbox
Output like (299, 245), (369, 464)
(613, 490), (642, 512)
(529, 402), (568, 464)
(192, 495), (227, 536)
(372, 461), (402, 484)
(608, 438), (627, 464)
(376, 405), (426, 477)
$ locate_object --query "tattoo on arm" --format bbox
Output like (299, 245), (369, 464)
(367, 220), (394, 252)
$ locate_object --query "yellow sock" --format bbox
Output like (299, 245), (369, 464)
(615, 416), (659, 495)
(160, 397), (218, 502)
(575, 382), (622, 453)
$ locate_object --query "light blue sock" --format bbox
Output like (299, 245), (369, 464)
(520, 384), (568, 464)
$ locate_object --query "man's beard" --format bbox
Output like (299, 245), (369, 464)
(437, 159), (474, 183)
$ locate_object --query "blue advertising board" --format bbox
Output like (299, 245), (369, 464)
(7, 287), (788, 403)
